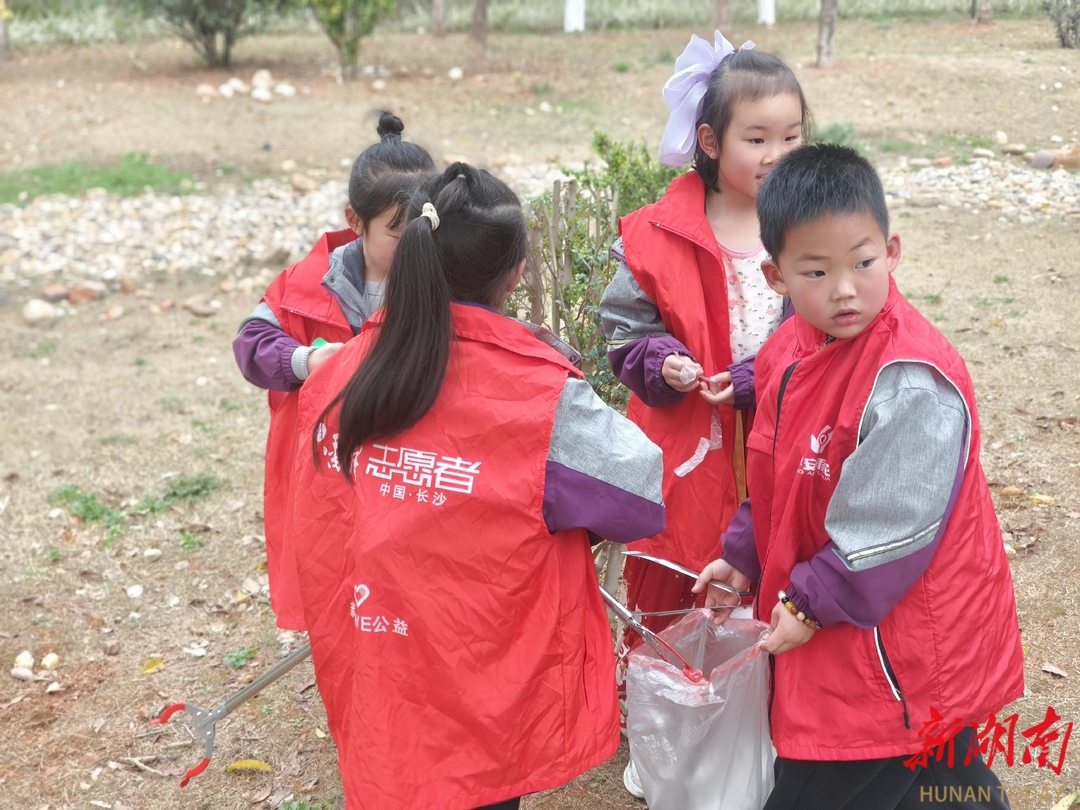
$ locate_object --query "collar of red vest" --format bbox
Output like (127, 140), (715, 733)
(790, 276), (902, 356)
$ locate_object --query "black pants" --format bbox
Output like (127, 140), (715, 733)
(476, 799), (520, 810)
(764, 729), (1010, 810)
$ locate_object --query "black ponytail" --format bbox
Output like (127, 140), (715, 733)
(318, 164), (529, 479)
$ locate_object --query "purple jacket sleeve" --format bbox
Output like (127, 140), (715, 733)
(719, 498), (760, 581)
(609, 336), (694, 408)
(233, 316), (303, 392)
(543, 461), (665, 543)
(728, 356), (756, 411)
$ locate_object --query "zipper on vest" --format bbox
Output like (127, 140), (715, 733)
(754, 360), (801, 624)
(874, 627), (911, 729)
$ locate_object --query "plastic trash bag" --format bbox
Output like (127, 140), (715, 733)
(626, 610), (774, 810)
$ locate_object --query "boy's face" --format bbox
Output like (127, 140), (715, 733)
(762, 212), (901, 340)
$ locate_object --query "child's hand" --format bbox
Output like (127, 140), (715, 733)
(692, 559), (752, 625)
(699, 371), (734, 406)
(308, 342), (343, 376)
(662, 354), (705, 393)
(762, 600), (816, 655)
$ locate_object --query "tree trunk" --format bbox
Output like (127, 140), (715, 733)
(714, 0), (731, 31)
(432, 0), (445, 37)
(976, 0), (993, 24)
(470, 0), (488, 48)
(564, 0), (585, 33)
(816, 0), (838, 68)
(0, 18), (9, 63)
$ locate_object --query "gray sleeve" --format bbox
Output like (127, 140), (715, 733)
(239, 301), (283, 330)
(549, 378), (664, 505)
(600, 239), (671, 348)
(824, 362), (969, 572)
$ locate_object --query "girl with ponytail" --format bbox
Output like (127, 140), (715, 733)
(291, 164), (666, 810)
(232, 112), (435, 632)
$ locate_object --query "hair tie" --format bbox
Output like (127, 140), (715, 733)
(658, 31), (756, 168)
(420, 202), (440, 231)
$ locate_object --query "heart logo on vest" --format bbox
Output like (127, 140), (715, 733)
(810, 425), (833, 454)
(350, 584), (370, 627)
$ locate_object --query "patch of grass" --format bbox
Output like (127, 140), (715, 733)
(975, 298), (992, 309)
(160, 396), (185, 413)
(612, 61), (630, 73)
(811, 121), (859, 148)
(224, 646), (258, 669)
(923, 293), (943, 305)
(178, 530), (204, 551)
(218, 398), (240, 412)
(21, 340), (60, 359)
(0, 153), (196, 205)
(98, 434), (138, 447)
(46, 484), (125, 541)
(134, 357), (148, 367)
(994, 275), (1010, 284)
(530, 82), (551, 95)
(162, 473), (221, 504)
(191, 419), (217, 437)
(47, 549), (63, 564)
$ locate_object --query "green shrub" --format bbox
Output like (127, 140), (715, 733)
(1045, 0), (1080, 46)
(516, 133), (678, 411)
(153, 0), (288, 66)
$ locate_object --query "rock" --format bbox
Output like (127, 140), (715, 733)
(23, 299), (56, 326)
(195, 83), (218, 98)
(227, 77), (251, 94)
(182, 295), (216, 317)
(448, 66), (464, 81)
(41, 284), (69, 302)
(290, 173), (318, 194)
(217, 83), (235, 99)
(273, 83), (296, 97)
(1054, 143), (1080, 169)
(909, 195), (941, 208)
(994, 130), (1008, 145)
(14, 651), (34, 669)
(280, 159), (297, 173)
(908, 158), (931, 168)
(971, 148), (996, 159)
(41, 652), (59, 670)
(371, 79), (386, 93)
(1001, 143), (1027, 156)
(11, 667), (35, 682)
(251, 87), (273, 103)
(933, 156), (952, 167)
(103, 640), (121, 656)
(126, 584), (143, 599)
(69, 281), (106, 304)
(251, 69), (274, 90)
(143, 548), (163, 562)
(1030, 150), (1056, 169)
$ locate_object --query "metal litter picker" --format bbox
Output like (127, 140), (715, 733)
(151, 642), (313, 786)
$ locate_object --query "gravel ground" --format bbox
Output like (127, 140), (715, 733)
(3, 157), (1079, 311)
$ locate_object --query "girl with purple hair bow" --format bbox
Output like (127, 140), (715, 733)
(598, 30), (809, 799)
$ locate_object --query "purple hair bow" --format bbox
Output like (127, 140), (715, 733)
(658, 31), (755, 168)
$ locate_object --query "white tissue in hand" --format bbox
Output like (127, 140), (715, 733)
(678, 365), (698, 386)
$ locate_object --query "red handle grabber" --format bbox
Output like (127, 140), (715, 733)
(150, 642), (313, 786)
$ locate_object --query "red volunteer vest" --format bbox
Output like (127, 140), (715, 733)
(260, 229), (357, 630)
(618, 171), (749, 572)
(289, 304), (620, 809)
(749, 280), (1024, 760)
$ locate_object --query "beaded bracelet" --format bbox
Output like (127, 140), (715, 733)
(778, 590), (822, 630)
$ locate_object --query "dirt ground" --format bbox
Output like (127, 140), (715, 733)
(1, 16), (1079, 810)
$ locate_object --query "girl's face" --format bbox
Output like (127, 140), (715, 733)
(356, 207), (405, 284)
(709, 92), (804, 201)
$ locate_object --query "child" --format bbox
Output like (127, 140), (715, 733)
(693, 144), (1024, 809)
(288, 163), (666, 810)
(599, 33), (806, 791)
(233, 112), (434, 631)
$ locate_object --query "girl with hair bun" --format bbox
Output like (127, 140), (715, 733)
(233, 111), (435, 631)
(290, 163), (666, 810)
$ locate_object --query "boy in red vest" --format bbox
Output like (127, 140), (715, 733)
(693, 144), (1024, 809)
